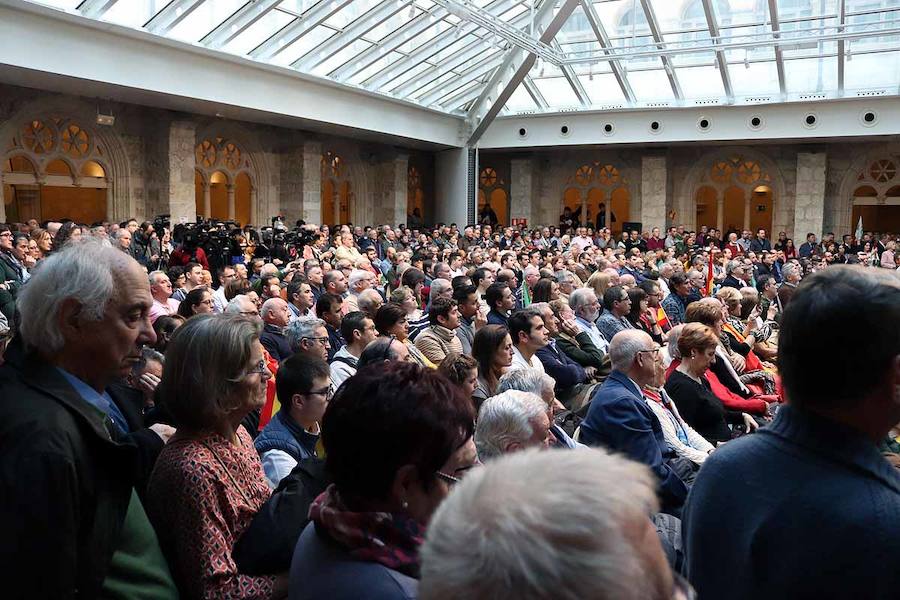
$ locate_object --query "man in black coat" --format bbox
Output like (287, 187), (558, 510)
(0, 240), (176, 598)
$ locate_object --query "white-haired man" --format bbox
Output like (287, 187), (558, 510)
(497, 368), (578, 450)
(0, 239), (178, 597)
(474, 390), (553, 461)
(420, 448), (693, 600)
(356, 288), (383, 320)
(580, 329), (691, 516)
(286, 317), (331, 362)
(344, 269), (376, 313)
(570, 287), (609, 353)
(260, 297), (293, 362)
(148, 270), (179, 323)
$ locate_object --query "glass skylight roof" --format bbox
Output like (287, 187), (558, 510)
(26, 0), (900, 117)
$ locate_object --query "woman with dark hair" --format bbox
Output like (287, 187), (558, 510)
(438, 352), (479, 406)
(471, 324), (514, 406)
(530, 278), (559, 304)
(783, 238), (798, 259)
(177, 286), (214, 319)
(625, 287), (665, 345)
(400, 267), (426, 309)
(152, 314), (186, 354)
(289, 361), (477, 599)
(30, 227), (52, 260)
(374, 303), (434, 368)
(53, 221), (83, 250)
(148, 314), (280, 598)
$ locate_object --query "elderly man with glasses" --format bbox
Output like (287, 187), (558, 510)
(286, 317), (331, 363)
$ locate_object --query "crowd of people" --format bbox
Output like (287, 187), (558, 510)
(0, 214), (898, 599)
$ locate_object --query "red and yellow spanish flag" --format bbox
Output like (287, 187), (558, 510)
(706, 247), (716, 297)
(257, 349), (281, 430)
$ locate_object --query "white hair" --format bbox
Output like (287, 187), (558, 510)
(608, 329), (653, 372)
(475, 391), (548, 461)
(148, 270), (166, 285)
(782, 262), (801, 280)
(18, 238), (120, 353)
(348, 269), (370, 290)
(496, 369), (556, 400)
(420, 447), (661, 600)
(225, 295), (254, 314)
(259, 297), (286, 321)
(666, 325), (685, 360)
(568, 287), (596, 311)
(522, 265), (540, 277)
(428, 278), (452, 301)
(357, 288), (382, 313)
(286, 316), (326, 351)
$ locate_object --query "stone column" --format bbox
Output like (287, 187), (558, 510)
(793, 152), (827, 240)
(250, 188), (258, 226)
(744, 197), (752, 231)
(202, 183), (211, 218)
(383, 153), (409, 227)
(166, 120), (197, 226)
(226, 184), (235, 220)
(640, 156), (667, 231)
(716, 196), (724, 232)
(510, 157), (533, 227)
(435, 148), (471, 227)
(301, 139), (322, 225)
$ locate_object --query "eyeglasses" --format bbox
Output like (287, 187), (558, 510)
(304, 386), (334, 401)
(245, 359), (268, 376)
(303, 336), (330, 346)
(637, 347), (662, 360)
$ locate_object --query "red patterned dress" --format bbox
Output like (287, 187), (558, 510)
(148, 427), (275, 599)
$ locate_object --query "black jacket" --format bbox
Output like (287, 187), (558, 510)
(0, 341), (140, 598)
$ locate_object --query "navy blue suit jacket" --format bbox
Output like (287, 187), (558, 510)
(535, 341), (587, 393)
(579, 370), (688, 508)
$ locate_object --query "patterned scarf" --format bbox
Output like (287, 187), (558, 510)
(309, 485), (425, 578)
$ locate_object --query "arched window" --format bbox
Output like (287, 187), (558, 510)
(321, 151), (351, 226)
(693, 154), (773, 234)
(850, 156), (900, 234)
(478, 166), (508, 226)
(2, 117), (110, 224)
(562, 161), (630, 233)
(194, 137), (254, 225)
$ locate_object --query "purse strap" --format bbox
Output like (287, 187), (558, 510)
(198, 439), (254, 506)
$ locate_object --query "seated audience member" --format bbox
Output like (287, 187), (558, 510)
(532, 302), (595, 410)
(414, 297), (464, 365)
(508, 308), (549, 372)
(453, 284), (483, 355)
(356, 335), (410, 369)
(438, 352), (479, 407)
(485, 281), (515, 325)
(255, 354), (331, 488)
(176, 285), (214, 319)
(316, 292), (345, 360)
(356, 288), (383, 320)
(148, 270), (179, 323)
(530, 277), (559, 304)
(420, 449), (694, 600)
(596, 285), (635, 342)
(148, 314), (280, 598)
(374, 302), (434, 369)
(685, 266), (900, 600)
(260, 297), (294, 362)
(152, 313), (186, 353)
(289, 362), (477, 600)
(474, 391), (553, 461)
(569, 287), (609, 353)
(330, 311), (377, 389)
(627, 286), (665, 344)
(286, 317), (331, 362)
(579, 330), (690, 515)
(661, 273), (691, 326)
(497, 368), (578, 449)
(471, 324), (514, 406)
(664, 323), (757, 444)
(0, 240), (178, 599)
(549, 298), (611, 378)
(286, 279), (315, 321)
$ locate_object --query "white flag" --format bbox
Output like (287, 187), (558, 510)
(855, 216), (863, 242)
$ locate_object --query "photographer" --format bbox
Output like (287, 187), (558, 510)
(169, 228), (210, 270)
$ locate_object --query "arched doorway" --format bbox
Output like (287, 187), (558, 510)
(478, 167), (508, 225)
(1, 119), (110, 223)
(194, 138), (256, 225)
(691, 155), (774, 235)
(845, 158), (900, 235)
(321, 151), (351, 226)
(562, 162), (630, 233)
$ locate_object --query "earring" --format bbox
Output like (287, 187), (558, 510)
(401, 500), (409, 509)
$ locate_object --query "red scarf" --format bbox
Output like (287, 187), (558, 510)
(309, 485), (425, 578)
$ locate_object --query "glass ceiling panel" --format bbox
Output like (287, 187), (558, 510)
(17, 0), (900, 118)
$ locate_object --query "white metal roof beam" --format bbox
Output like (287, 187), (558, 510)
(421, 51), (506, 105)
(144, 0), (206, 35)
(76, 0), (119, 19)
(250, 0), (356, 60)
(639, 0), (682, 101)
(364, 0), (525, 91)
(200, 0), (281, 49)
(292, 1), (407, 71)
(580, 0), (635, 104)
(551, 39), (590, 107)
(443, 82), (488, 112)
(700, 0), (733, 101)
(837, 0), (846, 95)
(523, 76), (549, 109)
(767, 0), (787, 99)
(467, 0), (580, 145)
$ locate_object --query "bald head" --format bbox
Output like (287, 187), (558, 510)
(261, 297), (290, 327)
(608, 329), (656, 384)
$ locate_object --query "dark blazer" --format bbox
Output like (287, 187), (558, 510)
(685, 405), (900, 600)
(579, 370), (688, 510)
(486, 310), (508, 326)
(0, 340), (138, 598)
(535, 340), (587, 394)
(108, 381), (165, 500)
(260, 323), (293, 363)
(721, 275), (743, 289)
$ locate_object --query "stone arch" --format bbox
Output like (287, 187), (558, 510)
(679, 146), (786, 233)
(560, 160), (635, 233)
(0, 97), (133, 222)
(194, 120), (274, 226)
(836, 149), (900, 235)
